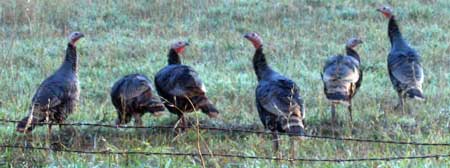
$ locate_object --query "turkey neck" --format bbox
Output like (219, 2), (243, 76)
(61, 43), (78, 73)
(346, 47), (360, 62)
(253, 47), (272, 80)
(168, 49), (181, 65)
(388, 16), (407, 49)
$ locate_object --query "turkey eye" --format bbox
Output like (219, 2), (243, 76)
(178, 42), (182, 44)
(252, 33), (256, 36)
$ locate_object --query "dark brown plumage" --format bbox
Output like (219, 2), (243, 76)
(154, 41), (219, 129)
(111, 74), (165, 127)
(16, 32), (84, 133)
(244, 32), (305, 157)
(377, 6), (424, 113)
(321, 38), (363, 125)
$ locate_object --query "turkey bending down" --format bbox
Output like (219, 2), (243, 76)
(16, 32), (85, 134)
(111, 74), (165, 127)
(321, 38), (363, 126)
(244, 32), (305, 158)
(377, 6), (424, 113)
(154, 41), (219, 129)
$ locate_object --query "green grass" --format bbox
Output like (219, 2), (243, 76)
(1, 0), (449, 167)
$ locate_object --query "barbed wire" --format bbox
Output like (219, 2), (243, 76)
(0, 144), (448, 162)
(1, 119), (449, 146)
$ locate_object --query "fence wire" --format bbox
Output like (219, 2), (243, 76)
(0, 119), (449, 147)
(0, 144), (448, 162)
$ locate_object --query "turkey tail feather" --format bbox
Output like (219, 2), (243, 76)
(405, 87), (424, 100)
(324, 86), (351, 105)
(283, 117), (305, 137)
(325, 92), (349, 103)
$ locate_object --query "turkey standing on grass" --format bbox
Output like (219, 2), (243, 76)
(16, 32), (85, 134)
(154, 41), (219, 129)
(244, 32), (305, 158)
(321, 38), (363, 126)
(377, 6), (425, 113)
(111, 74), (165, 127)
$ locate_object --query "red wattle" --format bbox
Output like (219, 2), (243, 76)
(251, 41), (262, 49)
(175, 47), (185, 54)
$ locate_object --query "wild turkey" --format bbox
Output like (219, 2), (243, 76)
(244, 32), (305, 158)
(321, 38), (363, 125)
(111, 74), (165, 127)
(377, 6), (424, 113)
(16, 32), (85, 134)
(154, 41), (219, 129)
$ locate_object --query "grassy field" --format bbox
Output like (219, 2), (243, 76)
(0, 0), (449, 167)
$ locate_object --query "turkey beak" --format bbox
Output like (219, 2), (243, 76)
(185, 42), (190, 46)
(73, 33), (85, 44)
(243, 34), (250, 39)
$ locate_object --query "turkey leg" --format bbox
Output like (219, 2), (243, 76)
(331, 103), (337, 125)
(289, 138), (297, 161)
(395, 93), (405, 114)
(347, 101), (353, 129)
(133, 113), (143, 127)
(272, 132), (282, 159)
